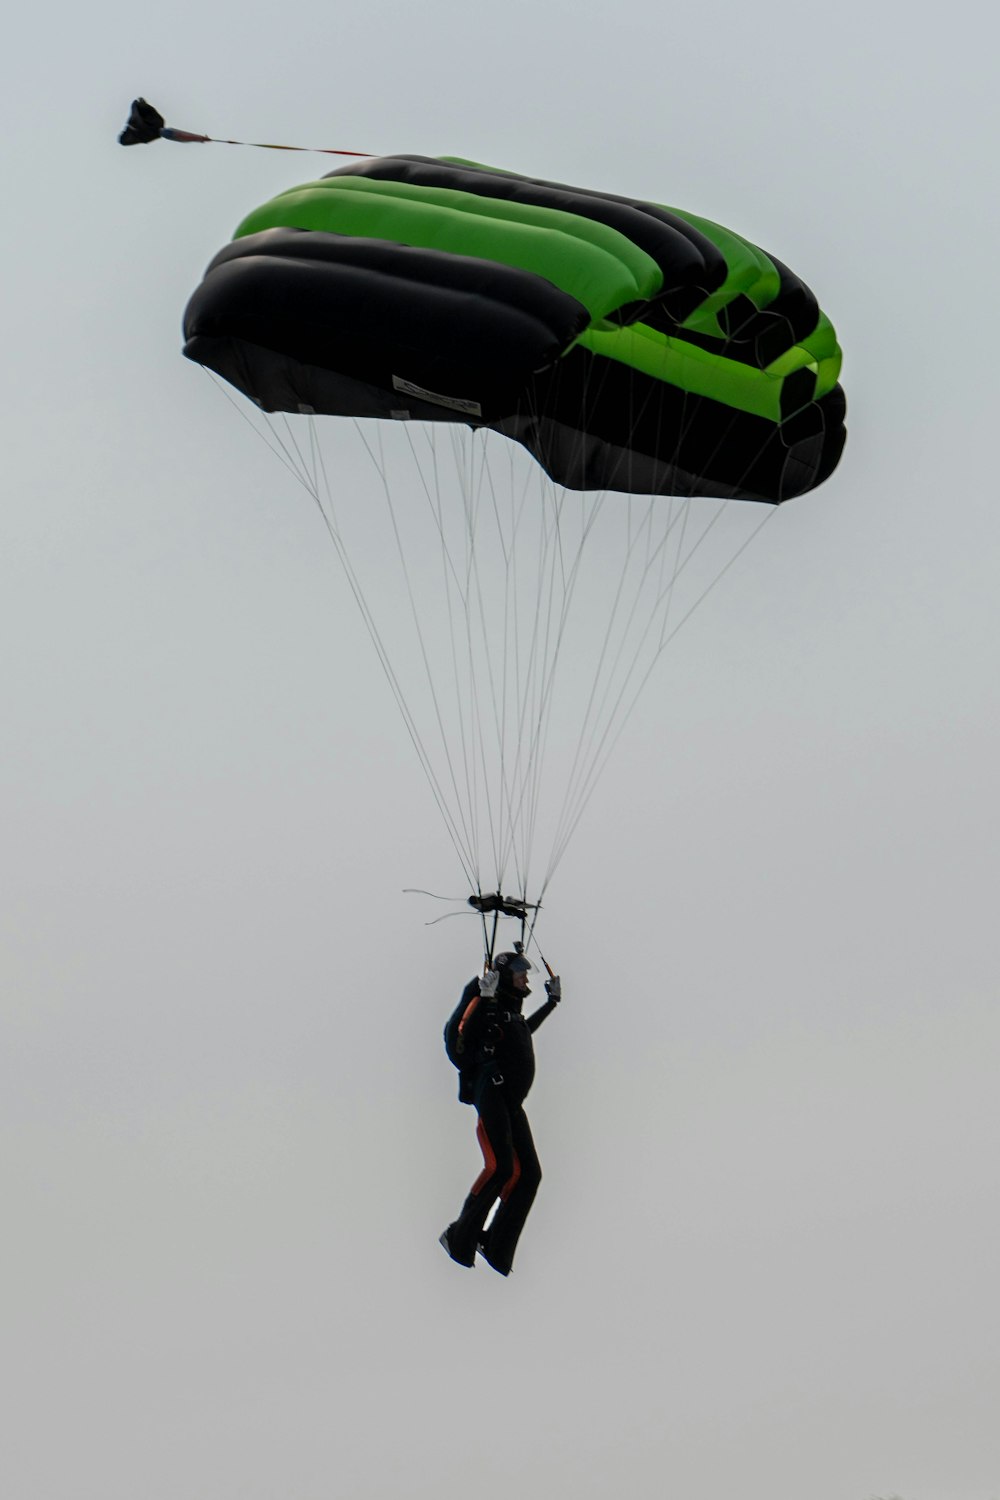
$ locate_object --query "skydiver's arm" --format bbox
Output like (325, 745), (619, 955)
(526, 996), (559, 1033)
(458, 982), (501, 1051)
(457, 982), (484, 1044)
(527, 974), (561, 1032)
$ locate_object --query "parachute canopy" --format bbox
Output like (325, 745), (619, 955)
(179, 155), (846, 928)
(183, 155), (845, 503)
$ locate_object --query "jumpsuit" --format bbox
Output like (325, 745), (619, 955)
(443, 978), (558, 1275)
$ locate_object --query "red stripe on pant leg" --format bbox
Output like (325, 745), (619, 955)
(500, 1151), (521, 1202)
(471, 1117), (497, 1196)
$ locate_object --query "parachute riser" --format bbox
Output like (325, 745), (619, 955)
(467, 891), (553, 975)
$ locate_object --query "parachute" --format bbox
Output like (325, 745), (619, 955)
(181, 154), (846, 944)
(184, 155), (844, 503)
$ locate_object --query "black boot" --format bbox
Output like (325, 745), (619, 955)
(439, 1225), (475, 1268)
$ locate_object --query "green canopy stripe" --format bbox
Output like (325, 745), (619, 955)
(235, 175), (662, 321)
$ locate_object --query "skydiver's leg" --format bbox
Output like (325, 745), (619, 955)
(480, 1100), (541, 1276)
(441, 1076), (515, 1266)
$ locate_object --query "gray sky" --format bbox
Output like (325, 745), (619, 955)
(3, 3), (1000, 1497)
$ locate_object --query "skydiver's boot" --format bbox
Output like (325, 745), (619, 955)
(439, 1225), (475, 1268)
(477, 1234), (510, 1277)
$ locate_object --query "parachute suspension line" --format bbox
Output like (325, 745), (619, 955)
(205, 371), (325, 492)
(521, 361), (604, 885)
(351, 419), (484, 884)
(404, 422), (510, 884)
(456, 428), (508, 887)
(539, 503), (777, 897)
(444, 424), (545, 901)
(463, 430), (515, 892)
(463, 428), (547, 905)
(495, 423), (606, 906)
(464, 431), (508, 885)
(423, 424), (503, 887)
(429, 427), (483, 880)
(514, 447), (560, 901)
(540, 367), (695, 884)
(213, 388), (480, 888)
(403, 423), (486, 883)
(546, 486), (679, 870)
(397, 406), (605, 914)
(302, 417), (484, 888)
(489, 435), (518, 891)
(526, 359), (622, 896)
(472, 423), (554, 910)
(513, 469), (567, 896)
(210, 369), (775, 918)
(479, 430), (544, 895)
(522, 467), (563, 864)
(483, 433), (533, 895)
(535, 364), (773, 897)
(484, 427), (541, 897)
(505, 457), (553, 898)
(460, 432), (493, 880)
(537, 375), (696, 890)
(391, 419), (561, 910)
(511, 365), (627, 894)
(520, 471), (588, 895)
(499, 377), (584, 901)
(491, 432), (531, 899)
(506, 438), (540, 905)
(499, 422), (582, 909)
(524, 901), (543, 968)
(545, 332), (796, 881)
(390, 419), (546, 903)
(541, 496), (698, 877)
(470, 423), (549, 902)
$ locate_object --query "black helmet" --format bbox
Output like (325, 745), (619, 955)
(493, 950), (533, 973)
(493, 950), (534, 990)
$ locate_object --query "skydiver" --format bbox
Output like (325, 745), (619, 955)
(440, 950), (561, 1276)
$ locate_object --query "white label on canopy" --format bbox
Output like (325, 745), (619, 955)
(392, 376), (482, 418)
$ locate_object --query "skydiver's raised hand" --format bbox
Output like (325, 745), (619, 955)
(479, 968), (500, 1000)
(544, 975), (561, 1002)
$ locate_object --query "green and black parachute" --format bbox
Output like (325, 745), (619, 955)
(182, 155), (845, 504)
(147, 129), (847, 937)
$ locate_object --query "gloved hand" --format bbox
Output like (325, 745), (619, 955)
(545, 974), (561, 1002)
(479, 967), (499, 1000)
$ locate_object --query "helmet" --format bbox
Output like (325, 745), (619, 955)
(493, 950), (534, 989)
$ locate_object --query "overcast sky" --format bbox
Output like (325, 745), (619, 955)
(3, 3), (999, 1498)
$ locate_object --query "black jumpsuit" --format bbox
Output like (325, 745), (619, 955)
(443, 977), (558, 1275)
